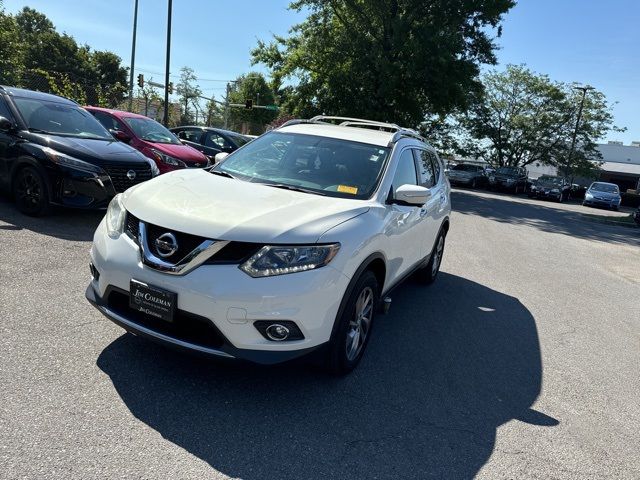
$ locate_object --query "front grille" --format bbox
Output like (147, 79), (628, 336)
(126, 212), (139, 240)
(125, 213), (263, 265)
(103, 163), (152, 193)
(106, 288), (225, 349)
(204, 242), (262, 265)
(145, 221), (208, 261)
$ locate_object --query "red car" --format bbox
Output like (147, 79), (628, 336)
(85, 107), (209, 174)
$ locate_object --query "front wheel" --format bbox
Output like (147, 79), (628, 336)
(13, 166), (51, 216)
(325, 271), (378, 375)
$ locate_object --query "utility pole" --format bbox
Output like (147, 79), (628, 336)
(162, 0), (173, 126)
(224, 82), (231, 129)
(566, 85), (594, 177)
(128, 0), (139, 112)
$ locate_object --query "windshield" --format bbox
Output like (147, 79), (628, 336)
(230, 134), (250, 147)
(537, 177), (562, 186)
(496, 167), (519, 176)
(13, 97), (112, 140)
(453, 164), (479, 172)
(590, 182), (619, 194)
(123, 117), (181, 144)
(213, 131), (391, 199)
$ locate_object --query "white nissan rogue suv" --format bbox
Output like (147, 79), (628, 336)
(86, 116), (451, 374)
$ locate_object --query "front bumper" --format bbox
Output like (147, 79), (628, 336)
(583, 197), (620, 208)
(530, 190), (561, 200)
(49, 165), (116, 209)
(87, 226), (350, 364)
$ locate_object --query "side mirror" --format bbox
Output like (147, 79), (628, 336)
(110, 129), (131, 143)
(214, 152), (229, 164)
(393, 184), (431, 206)
(0, 116), (14, 132)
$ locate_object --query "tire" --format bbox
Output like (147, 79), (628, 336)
(12, 166), (51, 216)
(416, 229), (446, 285)
(557, 194), (563, 203)
(471, 179), (477, 189)
(325, 271), (378, 375)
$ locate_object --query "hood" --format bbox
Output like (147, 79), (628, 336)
(24, 132), (147, 166)
(588, 189), (619, 198)
(144, 141), (208, 165)
(123, 169), (370, 243)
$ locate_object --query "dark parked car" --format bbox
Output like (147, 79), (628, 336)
(528, 176), (571, 202)
(0, 86), (156, 216)
(634, 207), (640, 226)
(170, 126), (251, 162)
(489, 166), (528, 193)
(446, 163), (488, 188)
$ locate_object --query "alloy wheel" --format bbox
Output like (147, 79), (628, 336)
(15, 170), (43, 212)
(432, 235), (444, 277)
(345, 286), (374, 362)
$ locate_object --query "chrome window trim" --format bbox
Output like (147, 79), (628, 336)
(138, 221), (230, 275)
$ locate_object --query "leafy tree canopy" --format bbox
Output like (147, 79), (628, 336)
(227, 73), (278, 131)
(252, 0), (515, 127)
(460, 65), (621, 175)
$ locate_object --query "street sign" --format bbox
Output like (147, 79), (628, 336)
(265, 105), (279, 111)
(148, 81), (166, 89)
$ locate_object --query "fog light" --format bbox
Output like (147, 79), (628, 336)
(253, 320), (304, 342)
(266, 324), (290, 341)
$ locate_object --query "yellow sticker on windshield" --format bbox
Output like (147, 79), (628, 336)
(337, 185), (358, 195)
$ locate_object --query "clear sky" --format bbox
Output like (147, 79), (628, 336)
(4, 0), (639, 143)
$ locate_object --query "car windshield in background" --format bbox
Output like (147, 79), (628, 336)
(123, 117), (181, 144)
(230, 134), (251, 147)
(213, 131), (390, 199)
(453, 164), (479, 172)
(538, 177), (562, 186)
(13, 97), (113, 140)
(496, 167), (519, 175)
(590, 183), (619, 194)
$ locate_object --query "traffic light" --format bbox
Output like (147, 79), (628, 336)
(167, 82), (174, 95)
(137, 74), (144, 88)
(245, 99), (253, 110)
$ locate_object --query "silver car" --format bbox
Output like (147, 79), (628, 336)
(583, 182), (622, 210)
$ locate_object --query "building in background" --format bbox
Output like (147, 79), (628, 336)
(596, 141), (640, 192)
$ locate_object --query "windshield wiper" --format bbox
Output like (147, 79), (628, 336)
(209, 170), (236, 180)
(262, 183), (326, 196)
(27, 127), (51, 134)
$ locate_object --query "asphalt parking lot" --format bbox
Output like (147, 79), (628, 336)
(1, 189), (639, 480)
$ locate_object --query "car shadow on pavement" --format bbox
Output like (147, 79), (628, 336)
(0, 197), (103, 241)
(97, 273), (556, 479)
(452, 190), (639, 245)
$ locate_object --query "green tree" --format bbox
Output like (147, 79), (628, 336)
(460, 65), (620, 173)
(176, 67), (202, 125)
(227, 73), (278, 132)
(252, 0), (514, 127)
(0, 9), (23, 85)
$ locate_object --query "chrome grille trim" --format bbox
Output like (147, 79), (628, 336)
(138, 221), (230, 275)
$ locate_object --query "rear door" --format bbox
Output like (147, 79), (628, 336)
(0, 95), (18, 186)
(414, 149), (445, 257)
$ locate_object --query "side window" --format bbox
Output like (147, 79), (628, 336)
(430, 152), (441, 183)
(0, 96), (13, 120)
(414, 150), (436, 188)
(392, 149), (418, 188)
(178, 128), (203, 143)
(205, 132), (232, 149)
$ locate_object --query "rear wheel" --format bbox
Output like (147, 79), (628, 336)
(13, 166), (51, 216)
(326, 271), (378, 375)
(471, 178), (477, 189)
(416, 229), (446, 285)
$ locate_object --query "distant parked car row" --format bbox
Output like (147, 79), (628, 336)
(446, 161), (623, 211)
(0, 85), (252, 215)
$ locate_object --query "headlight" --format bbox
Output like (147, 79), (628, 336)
(505, 178), (515, 183)
(42, 147), (102, 173)
(585, 192), (593, 200)
(240, 244), (340, 278)
(146, 157), (160, 177)
(551, 188), (559, 193)
(489, 176), (495, 182)
(150, 148), (186, 168)
(105, 194), (126, 239)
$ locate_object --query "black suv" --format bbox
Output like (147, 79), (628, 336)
(489, 166), (528, 193)
(528, 176), (571, 202)
(0, 86), (155, 216)
(170, 126), (251, 161)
